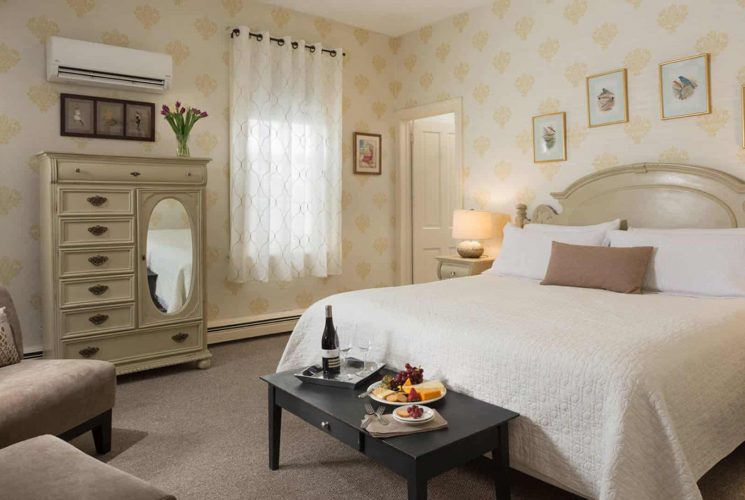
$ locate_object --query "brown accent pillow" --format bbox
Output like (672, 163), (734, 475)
(0, 308), (20, 367)
(541, 242), (653, 294)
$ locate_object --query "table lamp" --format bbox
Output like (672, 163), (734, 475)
(452, 209), (494, 258)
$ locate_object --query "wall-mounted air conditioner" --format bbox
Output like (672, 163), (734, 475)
(46, 36), (172, 93)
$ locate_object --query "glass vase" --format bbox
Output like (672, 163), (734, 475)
(176, 133), (190, 158)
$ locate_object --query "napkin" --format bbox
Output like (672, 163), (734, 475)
(363, 410), (448, 438)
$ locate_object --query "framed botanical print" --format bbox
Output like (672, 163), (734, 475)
(658, 53), (711, 120)
(586, 68), (628, 127)
(353, 132), (382, 175)
(60, 93), (155, 141)
(532, 112), (567, 163)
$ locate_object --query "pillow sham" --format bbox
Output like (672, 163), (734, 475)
(541, 242), (653, 294)
(608, 229), (745, 297)
(486, 224), (607, 280)
(0, 307), (20, 368)
(525, 218), (621, 233)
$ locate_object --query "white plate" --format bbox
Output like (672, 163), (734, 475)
(367, 380), (447, 406)
(392, 405), (435, 425)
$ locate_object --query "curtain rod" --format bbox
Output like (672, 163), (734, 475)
(229, 28), (345, 57)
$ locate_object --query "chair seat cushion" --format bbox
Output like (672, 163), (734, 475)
(0, 359), (115, 448)
(0, 435), (174, 500)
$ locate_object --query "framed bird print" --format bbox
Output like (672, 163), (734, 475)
(658, 53), (711, 120)
(61, 94), (155, 141)
(532, 112), (567, 163)
(586, 68), (628, 127)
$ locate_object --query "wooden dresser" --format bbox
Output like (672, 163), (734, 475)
(38, 152), (211, 375)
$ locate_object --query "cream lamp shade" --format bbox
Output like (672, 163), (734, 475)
(452, 209), (494, 258)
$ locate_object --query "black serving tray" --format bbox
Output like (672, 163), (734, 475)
(294, 358), (385, 389)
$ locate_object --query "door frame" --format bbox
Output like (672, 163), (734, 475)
(395, 97), (464, 285)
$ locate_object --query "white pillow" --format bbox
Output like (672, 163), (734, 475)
(487, 224), (607, 280)
(525, 219), (622, 233)
(608, 229), (745, 297)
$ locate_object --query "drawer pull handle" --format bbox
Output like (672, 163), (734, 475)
(88, 284), (109, 296)
(171, 332), (189, 343)
(79, 346), (99, 358)
(75, 168), (81, 173)
(450, 271), (456, 277)
(87, 225), (109, 236)
(88, 313), (109, 325)
(130, 171), (141, 177)
(320, 421), (330, 431)
(186, 172), (192, 177)
(86, 195), (108, 207)
(88, 255), (109, 266)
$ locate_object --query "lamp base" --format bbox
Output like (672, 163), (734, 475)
(456, 240), (484, 258)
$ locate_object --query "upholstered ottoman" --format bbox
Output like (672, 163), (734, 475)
(0, 359), (116, 450)
(0, 435), (175, 500)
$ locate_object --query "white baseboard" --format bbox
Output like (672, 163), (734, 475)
(207, 309), (303, 345)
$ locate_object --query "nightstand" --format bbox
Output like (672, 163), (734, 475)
(435, 255), (495, 280)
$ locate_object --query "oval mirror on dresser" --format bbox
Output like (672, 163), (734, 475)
(38, 152), (211, 375)
(146, 199), (193, 315)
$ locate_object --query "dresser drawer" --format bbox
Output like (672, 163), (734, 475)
(62, 323), (202, 363)
(57, 161), (205, 184)
(440, 263), (471, 279)
(59, 188), (133, 215)
(62, 303), (135, 338)
(60, 275), (135, 308)
(59, 218), (134, 247)
(60, 247), (134, 277)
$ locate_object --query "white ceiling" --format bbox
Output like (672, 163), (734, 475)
(256, 0), (491, 37)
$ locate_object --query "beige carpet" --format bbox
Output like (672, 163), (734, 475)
(71, 334), (745, 499)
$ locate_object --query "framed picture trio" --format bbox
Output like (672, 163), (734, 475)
(60, 93), (155, 141)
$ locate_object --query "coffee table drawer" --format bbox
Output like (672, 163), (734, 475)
(276, 391), (361, 451)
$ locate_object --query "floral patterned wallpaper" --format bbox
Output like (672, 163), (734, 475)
(4, 0), (745, 350)
(0, 0), (398, 350)
(394, 0), (745, 234)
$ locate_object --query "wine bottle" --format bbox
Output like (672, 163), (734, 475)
(321, 305), (340, 376)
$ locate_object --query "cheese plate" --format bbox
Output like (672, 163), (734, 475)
(367, 380), (447, 406)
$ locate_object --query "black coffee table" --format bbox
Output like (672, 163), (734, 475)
(261, 370), (519, 500)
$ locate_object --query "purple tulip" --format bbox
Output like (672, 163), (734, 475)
(175, 101), (181, 109)
(161, 104), (170, 113)
(192, 108), (201, 115)
(200, 111), (208, 117)
(180, 107), (186, 114)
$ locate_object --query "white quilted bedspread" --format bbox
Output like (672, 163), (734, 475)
(277, 275), (745, 499)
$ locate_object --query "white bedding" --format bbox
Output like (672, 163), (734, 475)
(278, 275), (745, 499)
(147, 229), (192, 313)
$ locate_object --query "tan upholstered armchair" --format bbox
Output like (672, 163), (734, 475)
(0, 287), (116, 453)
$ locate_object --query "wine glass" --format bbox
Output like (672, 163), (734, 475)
(355, 330), (373, 376)
(338, 327), (353, 380)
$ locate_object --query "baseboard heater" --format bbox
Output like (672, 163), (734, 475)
(22, 314), (300, 358)
(207, 313), (301, 345)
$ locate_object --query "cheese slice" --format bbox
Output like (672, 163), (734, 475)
(372, 387), (395, 399)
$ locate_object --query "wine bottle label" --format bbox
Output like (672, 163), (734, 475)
(322, 348), (339, 358)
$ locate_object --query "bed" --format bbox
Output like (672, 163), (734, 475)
(146, 228), (193, 314)
(277, 162), (745, 499)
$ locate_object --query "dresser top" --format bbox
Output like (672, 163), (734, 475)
(37, 151), (211, 166)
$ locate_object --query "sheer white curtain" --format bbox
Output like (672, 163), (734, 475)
(229, 27), (343, 282)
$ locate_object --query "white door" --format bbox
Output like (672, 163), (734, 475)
(411, 116), (460, 283)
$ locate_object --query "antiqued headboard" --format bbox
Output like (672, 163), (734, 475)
(515, 162), (745, 229)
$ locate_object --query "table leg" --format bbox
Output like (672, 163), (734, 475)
(407, 476), (427, 500)
(268, 385), (282, 470)
(493, 423), (511, 500)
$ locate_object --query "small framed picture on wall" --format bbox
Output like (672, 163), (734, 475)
(586, 68), (628, 127)
(658, 53), (711, 120)
(532, 112), (567, 163)
(61, 94), (155, 141)
(353, 132), (382, 175)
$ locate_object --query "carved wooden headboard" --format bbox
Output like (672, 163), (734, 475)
(515, 162), (745, 229)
